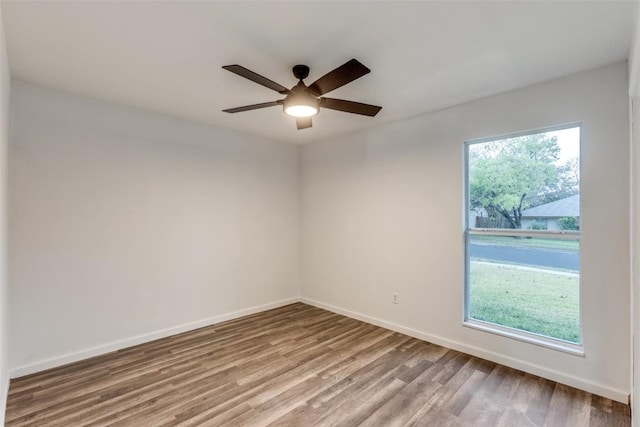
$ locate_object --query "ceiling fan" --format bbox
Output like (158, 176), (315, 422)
(222, 59), (382, 130)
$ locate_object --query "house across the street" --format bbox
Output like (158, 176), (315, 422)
(520, 194), (580, 231)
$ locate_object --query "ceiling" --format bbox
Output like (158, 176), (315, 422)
(1, 1), (636, 144)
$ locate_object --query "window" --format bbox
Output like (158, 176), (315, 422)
(529, 218), (548, 230)
(464, 125), (581, 353)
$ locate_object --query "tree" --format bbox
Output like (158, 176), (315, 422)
(554, 157), (580, 201)
(469, 133), (577, 229)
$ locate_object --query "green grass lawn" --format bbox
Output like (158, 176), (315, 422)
(469, 261), (580, 343)
(470, 234), (579, 252)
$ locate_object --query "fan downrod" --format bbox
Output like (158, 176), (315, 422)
(292, 65), (310, 81)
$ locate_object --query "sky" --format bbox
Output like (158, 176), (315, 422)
(546, 126), (580, 165)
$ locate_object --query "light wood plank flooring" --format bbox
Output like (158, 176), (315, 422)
(5, 303), (630, 426)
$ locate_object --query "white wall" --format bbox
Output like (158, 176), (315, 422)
(631, 96), (639, 426)
(628, 3), (640, 423)
(8, 81), (300, 374)
(628, 5), (640, 422)
(301, 62), (631, 402)
(0, 3), (10, 424)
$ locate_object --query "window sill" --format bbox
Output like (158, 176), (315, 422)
(463, 319), (584, 357)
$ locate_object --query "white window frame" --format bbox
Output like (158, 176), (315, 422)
(463, 124), (583, 356)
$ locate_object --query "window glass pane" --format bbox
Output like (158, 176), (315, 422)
(468, 234), (580, 343)
(465, 126), (580, 345)
(468, 127), (580, 230)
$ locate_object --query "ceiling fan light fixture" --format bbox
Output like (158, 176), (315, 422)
(283, 92), (319, 118)
(222, 59), (381, 130)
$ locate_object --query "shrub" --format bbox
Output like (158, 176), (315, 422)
(558, 216), (579, 231)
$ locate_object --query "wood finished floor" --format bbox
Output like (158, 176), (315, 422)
(6, 303), (630, 426)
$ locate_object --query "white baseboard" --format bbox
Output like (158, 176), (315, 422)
(9, 297), (299, 379)
(300, 297), (630, 404)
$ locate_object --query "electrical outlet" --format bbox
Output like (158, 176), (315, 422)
(392, 293), (399, 304)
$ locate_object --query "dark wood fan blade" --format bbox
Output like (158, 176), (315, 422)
(222, 101), (281, 113)
(296, 117), (312, 130)
(307, 59), (371, 96)
(320, 98), (382, 116)
(222, 65), (290, 94)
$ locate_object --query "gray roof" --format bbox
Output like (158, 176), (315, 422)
(521, 194), (580, 218)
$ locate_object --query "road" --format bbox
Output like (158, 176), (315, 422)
(468, 243), (579, 271)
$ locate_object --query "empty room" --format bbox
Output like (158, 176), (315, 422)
(0, 1), (639, 426)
